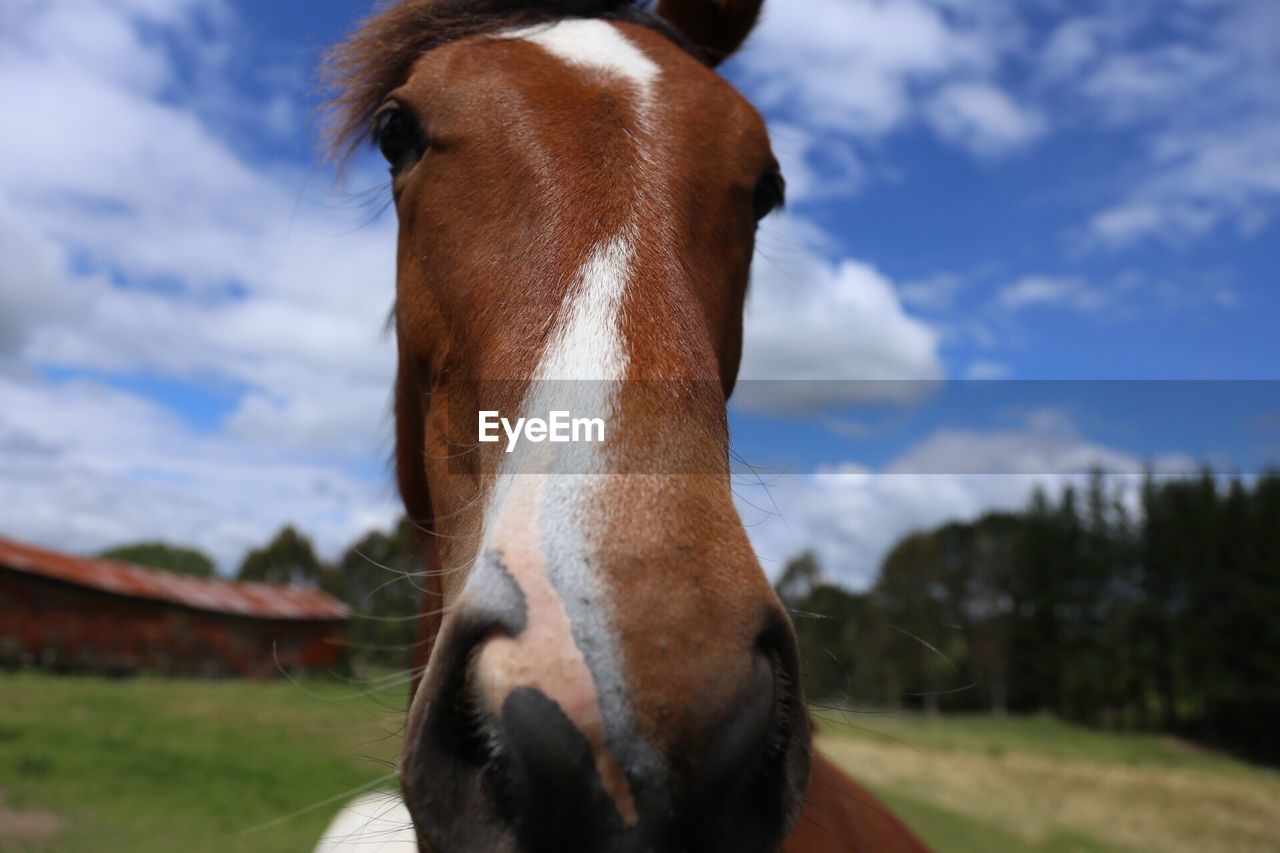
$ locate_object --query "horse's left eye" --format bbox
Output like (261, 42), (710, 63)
(753, 168), (786, 222)
(372, 103), (427, 174)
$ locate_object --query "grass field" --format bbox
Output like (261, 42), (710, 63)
(0, 672), (409, 852)
(3, 673), (1280, 852)
(815, 712), (1280, 853)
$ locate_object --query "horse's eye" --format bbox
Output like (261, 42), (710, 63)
(372, 103), (426, 174)
(753, 168), (786, 222)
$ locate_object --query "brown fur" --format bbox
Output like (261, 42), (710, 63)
(325, 0), (705, 164)
(785, 753), (931, 852)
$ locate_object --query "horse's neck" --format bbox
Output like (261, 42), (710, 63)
(783, 750), (931, 853)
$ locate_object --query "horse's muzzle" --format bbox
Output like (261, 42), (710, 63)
(400, 609), (811, 853)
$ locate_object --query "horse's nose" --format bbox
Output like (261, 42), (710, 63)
(403, 608), (807, 853)
(482, 633), (786, 852)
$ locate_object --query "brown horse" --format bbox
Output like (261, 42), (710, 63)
(325, 1), (929, 851)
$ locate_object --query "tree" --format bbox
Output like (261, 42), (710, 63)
(99, 541), (216, 578)
(963, 514), (1020, 716)
(334, 518), (422, 669)
(775, 552), (874, 708)
(1005, 486), (1071, 714)
(874, 530), (971, 715)
(237, 525), (324, 587)
(775, 551), (822, 610)
(807, 468), (1280, 762)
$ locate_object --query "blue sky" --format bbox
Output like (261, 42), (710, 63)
(1, 0), (1277, 586)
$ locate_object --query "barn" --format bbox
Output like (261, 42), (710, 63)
(0, 535), (349, 678)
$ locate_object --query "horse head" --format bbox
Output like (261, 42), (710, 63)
(329, 2), (808, 850)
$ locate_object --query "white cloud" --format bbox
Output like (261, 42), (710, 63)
(964, 360), (1010, 380)
(739, 0), (1280, 246)
(1090, 121), (1280, 246)
(0, 200), (78, 364)
(1082, 46), (1222, 125)
(926, 82), (1044, 158)
(3, 0), (217, 95)
(740, 409), (1194, 589)
(744, 0), (978, 135)
(736, 215), (943, 411)
(1070, 2), (1280, 246)
(741, 465), (1042, 589)
(767, 121), (864, 204)
(1041, 16), (1108, 80)
(997, 275), (1106, 313)
(883, 408), (1143, 476)
(737, 0), (1039, 167)
(900, 273), (963, 313)
(0, 0), (401, 563)
(0, 374), (399, 569)
(0, 0), (398, 448)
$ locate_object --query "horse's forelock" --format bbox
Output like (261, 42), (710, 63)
(322, 0), (704, 167)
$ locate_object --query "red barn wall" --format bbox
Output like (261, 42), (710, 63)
(0, 569), (347, 678)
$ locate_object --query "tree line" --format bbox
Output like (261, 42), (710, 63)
(777, 470), (1280, 764)
(103, 470), (1280, 762)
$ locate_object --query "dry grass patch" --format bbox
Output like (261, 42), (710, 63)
(819, 732), (1280, 853)
(0, 789), (64, 848)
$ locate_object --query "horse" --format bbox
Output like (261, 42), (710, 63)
(321, 1), (930, 850)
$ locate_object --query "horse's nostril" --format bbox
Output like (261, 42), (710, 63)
(670, 613), (809, 852)
(494, 687), (625, 852)
(697, 651), (780, 796)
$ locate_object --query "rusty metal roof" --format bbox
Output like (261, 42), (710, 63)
(0, 535), (349, 622)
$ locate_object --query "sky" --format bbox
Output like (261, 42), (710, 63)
(1, 0), (1277, 588)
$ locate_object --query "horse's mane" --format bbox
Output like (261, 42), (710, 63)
(325, 0), (702, 163)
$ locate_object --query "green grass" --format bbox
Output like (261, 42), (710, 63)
(816, 711), (1280, 853)
(4, 675), (1280, 852)
(868, 789), (1122, 853)
(0, 672), (409, 852)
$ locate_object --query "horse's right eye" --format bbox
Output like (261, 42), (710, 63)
(753, 167), (786, 222)
(372, 103), (427, 174)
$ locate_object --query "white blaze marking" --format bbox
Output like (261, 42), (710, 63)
(460, 20), (665, 826)
(538, 232), (633, 384)
(497, 19), (660, 96)
(475, 475), (637, 824)
(468, 231), (639, 818)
